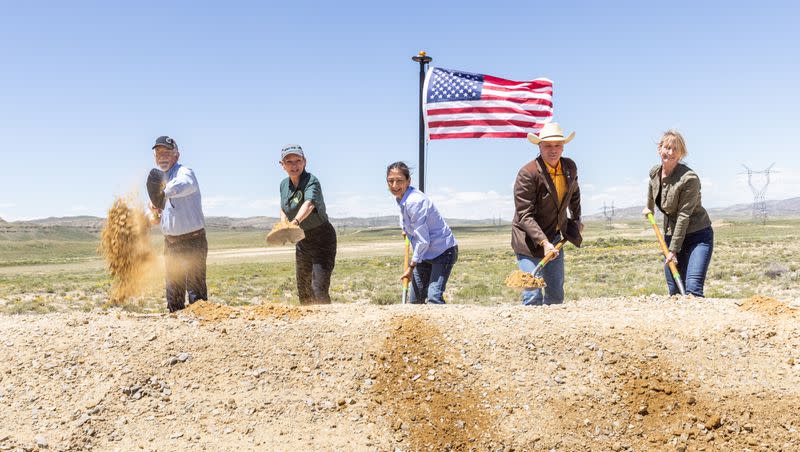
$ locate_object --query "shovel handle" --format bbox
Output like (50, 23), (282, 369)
(531, 238), (568, 276)
(647, 213), (686, 295)
(402, 236), (411, 303)
(540, 238), (567, 266)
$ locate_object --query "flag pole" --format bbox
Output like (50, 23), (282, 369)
(411, 51), (432, 192)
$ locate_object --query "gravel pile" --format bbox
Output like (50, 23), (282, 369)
(1, 295), (799, 450)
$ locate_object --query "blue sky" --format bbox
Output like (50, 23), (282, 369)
(1, 0), (798, 221)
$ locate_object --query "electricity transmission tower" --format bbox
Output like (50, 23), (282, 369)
(601, 201), (615, 229)
(742, 164), (775, 225)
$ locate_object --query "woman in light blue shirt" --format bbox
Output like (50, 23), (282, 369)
(386, 162), (458, 304)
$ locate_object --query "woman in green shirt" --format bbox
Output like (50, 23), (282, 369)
(643, 130), (713, 297)
(278, 144), (337, 304)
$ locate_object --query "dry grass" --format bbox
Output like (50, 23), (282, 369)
(0, 220), (798, 313)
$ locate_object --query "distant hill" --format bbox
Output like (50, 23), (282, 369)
(4, 196), (798, 230)
(706, 197), (800, 219)
(26, 216), (106, 228)
(204, 216), (279, 229)
(585, 197), (800, 221)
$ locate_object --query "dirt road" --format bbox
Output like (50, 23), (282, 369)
(0, 235), (507, 275)
(1, 295), (799, 451)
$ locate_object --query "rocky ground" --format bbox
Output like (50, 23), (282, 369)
(1, 295), (799, 451)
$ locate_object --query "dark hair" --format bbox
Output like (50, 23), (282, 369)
(386, 161), (411, 180)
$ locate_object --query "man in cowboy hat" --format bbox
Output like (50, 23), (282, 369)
(149, 135), (208, 312)
(511, 123), (583, 306)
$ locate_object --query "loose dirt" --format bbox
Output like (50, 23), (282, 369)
(370, 315), (497, 449)
(184, 300), (312, 323)
(504, 270), (546, 289)
(97, 196), (156, 304)
(2, 295), (800, 451)
(183, 300), (238, 322)
(739, 294), (797, 318)
(266, 221), (305, 246)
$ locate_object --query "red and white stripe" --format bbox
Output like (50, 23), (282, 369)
(423, 69), (554, 140)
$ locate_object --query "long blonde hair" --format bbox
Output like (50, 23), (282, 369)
(658, 130), (688, 160)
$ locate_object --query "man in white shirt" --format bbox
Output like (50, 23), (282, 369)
(149, 135), (207, 312)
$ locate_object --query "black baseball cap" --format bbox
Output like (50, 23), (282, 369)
(152, 136), (177, 150)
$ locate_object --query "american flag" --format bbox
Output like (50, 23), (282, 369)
(423, 67), (553, 140)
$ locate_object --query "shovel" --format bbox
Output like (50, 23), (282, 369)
(646, 212), (686, 296)
(401, 236), (411, 304)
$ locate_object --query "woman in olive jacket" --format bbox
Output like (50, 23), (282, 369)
(643, 130), (713, 297)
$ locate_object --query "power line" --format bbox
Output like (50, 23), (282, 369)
(741, 163), (776, 225)
(600, 201), (615, 229)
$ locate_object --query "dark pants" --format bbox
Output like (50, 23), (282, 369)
(295, 221), (337, 305)
(410, 245), (458, 304)
(665, 226), (714, 297)
(164, 229), (208, 312)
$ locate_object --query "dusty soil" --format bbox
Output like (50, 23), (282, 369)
(266, 221), (305, 246)
(2, 295), (800, 451)
(98, 197), (155, 303)
(183, 301), (314, 324)
(505, 270), (546, 289)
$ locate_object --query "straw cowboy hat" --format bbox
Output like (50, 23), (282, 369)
(527, 123), (575, 145)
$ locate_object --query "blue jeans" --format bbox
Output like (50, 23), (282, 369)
(664, 226), (714, 297)
(409, 246), (458, 304)
(516, 246), (565, 306)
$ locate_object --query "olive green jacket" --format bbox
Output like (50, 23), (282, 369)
(646, 163), (712, 253)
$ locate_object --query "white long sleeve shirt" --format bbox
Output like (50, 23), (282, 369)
(160, 163), (205, 236)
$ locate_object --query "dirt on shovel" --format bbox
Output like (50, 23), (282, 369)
(504, 270), (545, 289)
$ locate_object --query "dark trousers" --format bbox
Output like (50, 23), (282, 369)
(665, 226), (714, 297)
(164, 229), (208, 312)
(295, 221), (337, 305)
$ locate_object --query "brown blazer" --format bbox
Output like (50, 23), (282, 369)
(511, 156), (582, 258)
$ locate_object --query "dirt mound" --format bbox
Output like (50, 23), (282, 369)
(2, 299), (800, 450)
(549, 346), (791, 450)
(370, 315), (498, 449)
(182, 300), (312, 323)
(244, 303), (311, 320)
(183, 300), (236, 322)
(739, 294), (796, 317)
(97, 196), (155, 304)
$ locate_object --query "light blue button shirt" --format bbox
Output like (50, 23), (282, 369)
(160, 163), (205, 236)
(398, 186), (457, 263)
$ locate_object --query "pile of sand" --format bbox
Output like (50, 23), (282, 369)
(504, 270), (545, 289)
(183, 300), (236, 322)
(183, 300), (312, 323)
(98, 196), (154, 304)
(245, 303), (311, 320)
(739, 294), (796, 317)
